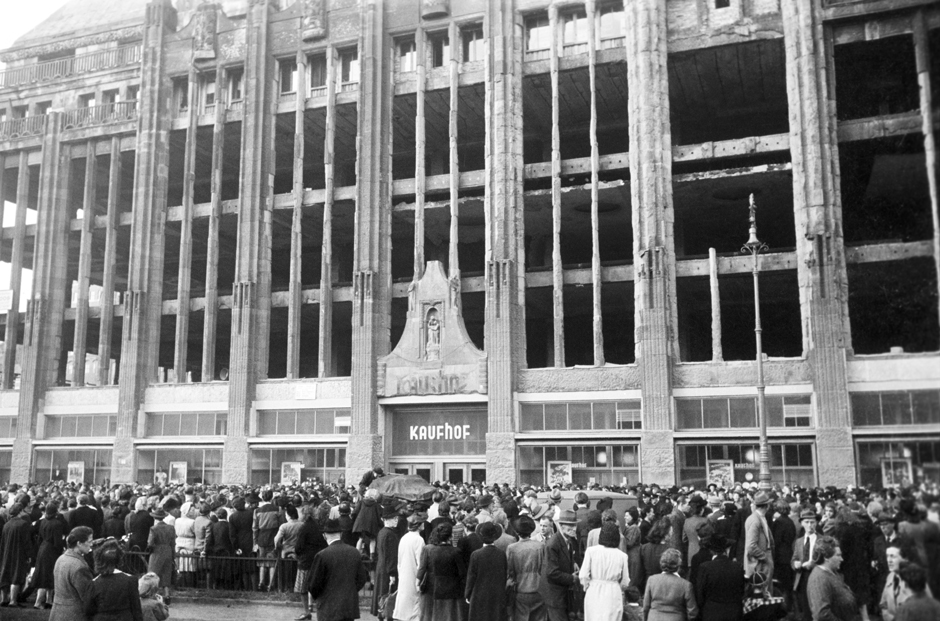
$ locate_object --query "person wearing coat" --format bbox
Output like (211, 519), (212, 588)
(466, 522), (508, 621)
(205, 507), (236, 589)
(84, 539), (144, 621)
(307, 518), (369, 621)
(539, 510), (581, 621)
(0, 502), (34, 606)
(579, 522), (630, 621)
(49, 526), (94, 621)
(744, 492), (774, 589)
(643, 548), (698, 621)
(419, 522), (468, 621)
(791, 508), (820, 621)
(636, 518), (671, 595)
(506, 515), (545, 621)
(771, 501), (797, 607)
(146, 508), (176, 603)
(806, 536), (858, 621)
(32, 501), (69, 609)
(393, 513), (426, 621)
(695, 535), (745, 621)
(371, 506), (401, 617)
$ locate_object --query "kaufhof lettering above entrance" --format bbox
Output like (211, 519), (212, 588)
(392, 407), (487, 456)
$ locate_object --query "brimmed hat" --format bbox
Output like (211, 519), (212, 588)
(752, 492), (772, 507)
(876, 513), (896, 525)
(478, 522), (502, 544)
(477, 494), (494, 509)
(549, 489), (562, 502)
(706, 534), (729, 552)
(799, 509), (818, 521)
(558, 509), (578, 525)
(150, 508), (167, 520)
(531, 503), (551, 521)
(322, 518), (343, 534)
(689, 495), (707, 507)
(381, 505), (399, 520)
(407, 512), (428, 525)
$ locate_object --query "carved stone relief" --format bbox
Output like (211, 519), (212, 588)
(192, 2), (218, 60)
(302, 0), (327, 41)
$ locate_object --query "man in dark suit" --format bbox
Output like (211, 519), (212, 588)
(791, 508), (819, 621)
(539, 509), (581, 621)
(68, 494), (102, 538)
(466, 522), (508, 621)
(696, 534), (745, 621)
(307, 518), (369, 621)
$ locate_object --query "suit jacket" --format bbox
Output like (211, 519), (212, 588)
(307, 540), (369, 621)
(643, 572), (698, 621)
(791, 533), (818, 591)
(69, 506), (102, 538)
(422, 543), (467, 600)
(84, 571), (144, 621)
(228, 508), (254, 554)
(466, 545), (508, 621)
(696, 555), (745, 621)
(744, 511), (774, 579)
(49, 549), (93, 621)
(539, 532), (578, 608)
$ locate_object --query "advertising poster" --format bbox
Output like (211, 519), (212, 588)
(547, 460), (573, 487)
(707, 459), (735, 489)
(169, 461), (188, 484)
(67, 461), (85, 483)
(881, 457), (913, 488)
(281, 461), (303, 485)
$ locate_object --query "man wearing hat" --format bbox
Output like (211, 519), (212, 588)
(508, 515), (545, 621)
(695, 534), (745, 621)
(371, 506), (401, 618)
(307, 518), (369, 621)
(791, 508), (818, 621)
(466, 522), (508, 621)
(539, 509), (582, 621)
(743, 491), (774, 590)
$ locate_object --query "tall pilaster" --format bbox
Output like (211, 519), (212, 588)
(11, 113), (70, 483)
(347, 0), (393, 484)
(225, 0), (277, 482)
(626, 0), (677, 485)
(782, 1), (855, 486)
(112, 0), (176, 484)
(483, 0), (525, 484)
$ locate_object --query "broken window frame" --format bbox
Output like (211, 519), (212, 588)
(525, 13), (551, 61)
(339, 47), (360, 89)
(308, 53), (328, 96)
(227, 68), (244, 105)
(429, 30), (450, 68)
(598, 2), (625, 49)
(561, 7), (589, 56)
(461, 24), (484, 63)
(398, 37), (417, 73)
(279, 58), (298, 94)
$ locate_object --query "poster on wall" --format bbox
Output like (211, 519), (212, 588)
(67, 461), (85, 483)
(281, 461), (303, 485)
(881, 457), (913, 488)
(922, 462), (940, 486)
(170, 461), (188, 484)
(547, 461), (573, 487)
(706, 459), (735, 489)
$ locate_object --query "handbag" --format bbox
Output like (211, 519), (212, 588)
(378, 589), (397, 620)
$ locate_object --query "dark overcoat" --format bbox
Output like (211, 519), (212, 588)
(538, 531), (578, 609)
(466, 544), (508, 621)
(696, 554), (745, 621)
(308, 540), (369, 621)
(370, 525), (400, 616)
(0, 514), (33, 588)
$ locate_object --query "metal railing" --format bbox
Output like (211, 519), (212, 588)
(0, 115), (45, 140)
(63, 101), (138, 130)
(119, 549), (376, 598)
(0, 44), (142, 90)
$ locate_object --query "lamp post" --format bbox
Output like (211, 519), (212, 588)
(742, 193), (772, 492)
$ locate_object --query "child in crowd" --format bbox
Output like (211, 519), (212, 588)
(622, 585), (643, 621)
(139, 572), (169, 621)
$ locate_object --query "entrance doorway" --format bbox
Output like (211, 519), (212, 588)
(445, 463), (486, 485)
(393, 463), (432, 482)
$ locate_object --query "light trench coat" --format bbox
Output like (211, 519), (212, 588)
(393, 529), (425, 621)
(580, 545), (631, 621)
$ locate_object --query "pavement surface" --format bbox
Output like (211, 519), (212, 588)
(0, 599), (382, 621)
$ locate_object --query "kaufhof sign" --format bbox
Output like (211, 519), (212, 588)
(392, 408), (487, 456)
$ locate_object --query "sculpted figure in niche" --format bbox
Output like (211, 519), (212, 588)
(192, 3), (217, 59)
(302, 0), (327, 41)
(426, 310), (441, 360)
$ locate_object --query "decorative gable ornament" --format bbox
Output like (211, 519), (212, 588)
(421, 0), (449, 20)
(192, 2), (218, 60)
(378, 261), (486, 397)
(302, 0), (327, 41)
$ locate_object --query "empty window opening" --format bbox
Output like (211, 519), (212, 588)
(398, 38), (417, 73)
(424, 89), (450, 176)
(847, 258), (939, 354)
(393, 94), (417, 180)
(523, 74), (551, 164)
(302, 107), (327, 191)
(668, 39), (788, 145)
(79, 93), (96, 108)
(309, 54), (328, 95)
(192, 126), (214, 204)
(173, 78), (188, 114)
(677, 276), (713, 362)
(457, 84), (486, 171)
(562, 9), (588, 56)
(333, 104), (359, 186)
(430, 32), (450, 67)
(273, 112), (295, 194)
(839, 136), (933, 245)
(391, 211), (415, 282)
(834, 36), (918, 121)
(279, 58), (298, 94)
(340, 48), (360, 86)
(461, 25), (484, 63)
(101, 89), (119, 105)
(525, 13), (551, 62)
(718, 269), (802, 360)
(228, 68), (244, 104)
(161, 221), (181, 301)
(221, 121), (242, 201)
(201, 73), (216, 111)
(166, 129), (186, 208)
(598, 3), (625, 48)
(595, 63), (629, 156)
(715, 0), (731, 8)
(267, 306), (290, 379)
(525, 286), (554, 368)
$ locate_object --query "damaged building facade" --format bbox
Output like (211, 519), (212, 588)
(0, 0), (937, 488)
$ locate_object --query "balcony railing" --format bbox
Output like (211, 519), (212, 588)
(0, 44), (142, 90)
(63, 101), (138, 130)
(563, 42), (589, 56)
(0, 115), (45, 140)
(341, 81), (359, 93)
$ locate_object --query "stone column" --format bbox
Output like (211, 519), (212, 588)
(11, 113), (71, 483)
(625, 0), (677, 485)
(782, 1), (855, 486)
(112, 0), (176, 484)
(483, 0), (525, 484)
(224, 0), (277, 483)
(347, 0), (393, 484)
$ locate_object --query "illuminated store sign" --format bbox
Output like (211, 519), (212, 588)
(392, 408), (487, 456)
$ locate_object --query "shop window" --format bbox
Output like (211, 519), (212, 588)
(525, 13), (551, 61)
(257, 409), (351, 435)
(250, 447), (347, 485)
(279, 58), (298, 93)
(765, 395), (813, 427)
(32, 448), (112, 484)
(0, 417), (15, 438)
(461, 25), (484, 63)
(598, 3), (624, 49)
(45, 414), (115, 438)
(136, 447), (223, 485)
(517, 443), (640, 486)
(520, 400), (642, 432)
(309, 54), (327, 95)
(678, 396), (812, 430)
(562, 8), (588, 56)
(145, 412), (227, 436)
(856, 439), (940, 488)
(851, 390), (940, 427)
(430, 32), (450, 67)
(677, 442), (816, 488)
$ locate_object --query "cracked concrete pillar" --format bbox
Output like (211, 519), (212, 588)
(626, 0), (678, 485)
(783, 1), (856, 487)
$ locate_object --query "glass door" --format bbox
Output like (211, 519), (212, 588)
(445, 464), (486, 484)
(393, 463), (433, 482)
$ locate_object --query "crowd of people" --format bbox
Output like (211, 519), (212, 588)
(0, 469), (935, 621)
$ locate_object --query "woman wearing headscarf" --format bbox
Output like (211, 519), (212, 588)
(580, 522), (631, 621)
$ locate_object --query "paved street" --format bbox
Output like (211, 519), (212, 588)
(0, 599), (381, 621)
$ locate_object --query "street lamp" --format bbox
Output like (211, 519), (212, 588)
(742, 193), (772, 492)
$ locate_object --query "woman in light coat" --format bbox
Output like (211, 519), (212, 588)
(580, 523), (631, 621)
(49, 526), (94, 621)
(393, 514), (426, 621)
